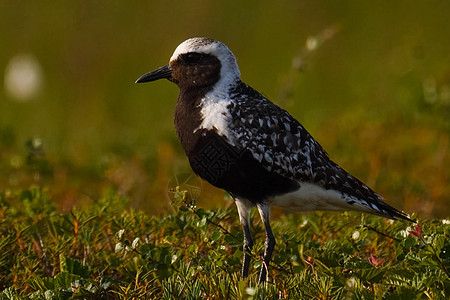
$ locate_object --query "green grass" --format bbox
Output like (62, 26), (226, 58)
(0, 186), (449, 299)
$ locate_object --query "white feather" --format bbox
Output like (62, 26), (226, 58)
(195, 92), (231, 134)
(268, 182), (370, 212)
(235, 197), (254, 224)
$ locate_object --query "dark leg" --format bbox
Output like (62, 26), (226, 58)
(234, 198), (255, 278)
(257, 204), (275, 284)
(241, 221), (253, 278)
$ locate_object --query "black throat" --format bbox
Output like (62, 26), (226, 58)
(174, 87), (208, 157)
(172, 53), (223, 156)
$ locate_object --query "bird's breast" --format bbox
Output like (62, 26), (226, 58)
(174, 89), (236, 156)
(186, 130), (242, 186)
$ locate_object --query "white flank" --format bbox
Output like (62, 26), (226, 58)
(268, 182), (367, 212)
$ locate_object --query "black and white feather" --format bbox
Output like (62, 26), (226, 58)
(136, 37), (412, 283)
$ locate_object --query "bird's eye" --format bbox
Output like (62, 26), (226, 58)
(182, 53), (203, 65)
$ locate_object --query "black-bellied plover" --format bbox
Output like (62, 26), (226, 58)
(136, 37), (412, 284)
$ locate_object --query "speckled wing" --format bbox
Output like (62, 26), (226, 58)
(227, 82), (320, 181)
(227, 82), (411, 220)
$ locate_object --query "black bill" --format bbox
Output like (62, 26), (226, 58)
(135, 64), (172, 83)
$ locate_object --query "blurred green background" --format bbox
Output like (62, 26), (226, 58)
(0, 1), (449, 217)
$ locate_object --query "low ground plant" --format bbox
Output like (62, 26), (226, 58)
(0, 186), (449, 299)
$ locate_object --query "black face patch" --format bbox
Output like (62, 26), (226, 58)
(180, 53), (208, 65)
(171, 52), (221, 89)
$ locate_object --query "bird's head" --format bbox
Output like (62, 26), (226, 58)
(136, 37), (241, 91)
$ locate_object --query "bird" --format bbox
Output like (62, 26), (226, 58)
(136, 37), (412, 284)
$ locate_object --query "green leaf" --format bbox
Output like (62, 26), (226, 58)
(59, 255), (90, 279)
(211, 231), (222, 242)
(179, 206), (189, 212)
(156, 264), (172, 279)
(197, 217), (207, 227)
(397, 253), (406, 261)
(195, 208), (207, 217)
(404, 237), (416, 248)
(227, 257), (240, 266)
(224, 234), (240, 247)
(166, 234), (177, 243)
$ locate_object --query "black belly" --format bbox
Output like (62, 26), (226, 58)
(187, 131), (299, 203)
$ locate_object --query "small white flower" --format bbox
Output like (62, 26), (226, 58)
(115, 242), (123, 253)
(399, 230), (409, 238)
(246, 287), (256, 296)
(346, 277), (357, 289)
(116, 229), (125, 239)
(172, 254), (178, 264)
(131, 237), (140, 249)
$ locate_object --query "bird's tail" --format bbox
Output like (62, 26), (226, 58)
(369, 197), (414, 222)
